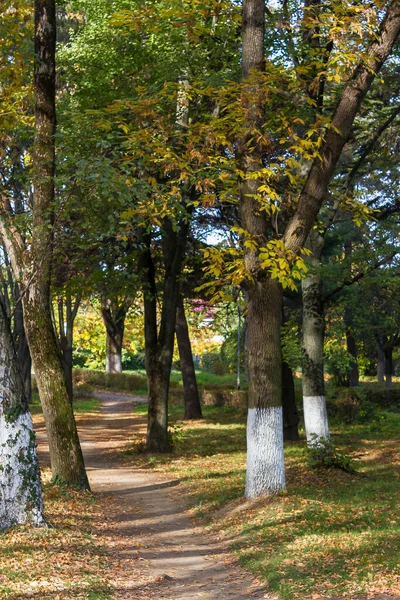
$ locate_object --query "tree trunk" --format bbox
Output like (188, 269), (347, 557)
(377, 344), (385, 383)
(175, 295), (202, 420)
(344, 240), (359, 387)
(57, 293), (80, 405)
(106, 331), (123, 373)
(301, 232), (329, 445)
(140, 217), (190, 452)
(245, 278), (285, 497)
(346, 329), (359, 387)
(23, 289), (89, 487)
(100, 299), (125, 375)
(282, 361), (300, 441)
(239, 0), (285, 497)
(0, 300), (46, 529)
(13, 286), (32, 403)
(384, 347), (393, 389)
(11, 0), (89, 488)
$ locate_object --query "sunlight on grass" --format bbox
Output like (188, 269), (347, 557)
(125, 405), (400, 599)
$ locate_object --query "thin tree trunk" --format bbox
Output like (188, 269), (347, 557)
(282, 361), (300, 441)
(57, 293), (80, 404)
(176, 295), (202, 420)
(301, 231), (329, 445)
(346, 329), (359, 387)
(0, 299), (46, 529)
(344, 239), (359, 387)
(377, 344), (385, 383)
(14, 293), (32, 403)
(100, 299), (125, 375)
(385, 347), (393, 389)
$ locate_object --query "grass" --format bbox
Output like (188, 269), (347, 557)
(74, 367), (239, 395)
(30, 391), (101, 415)
(0, 471), (113, 600)
(126, 402), (400, 599)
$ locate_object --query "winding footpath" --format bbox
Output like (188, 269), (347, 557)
(35, 392), (269, 600)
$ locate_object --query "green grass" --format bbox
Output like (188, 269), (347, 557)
(30, 391), (100, 415)
(125, 405), (400, 599)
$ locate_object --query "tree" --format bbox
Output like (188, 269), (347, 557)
(239, 0), (400, 497)
(0, 299), (45, 529)
(175, 295), (203, 420)
(0, 0), (89, 488)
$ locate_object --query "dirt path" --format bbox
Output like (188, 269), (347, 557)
(35, 392), (269, 600)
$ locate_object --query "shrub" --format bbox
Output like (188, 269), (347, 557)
(202, 388), (247, 408)
(326, 388), (378, 424)
(307, 436), (356, 473)
(364, 386), (400, 408)
(72, 369), (147, 393)
(201, 352), (228, 375)
(122, 350), (146, 371)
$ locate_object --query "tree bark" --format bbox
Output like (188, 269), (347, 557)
(301, 231), (330, 445)
(282, 361), (300, 441)
(100, 298), (126, 374)
(0, 300), (46, 529)
(175, 295), (202, 420)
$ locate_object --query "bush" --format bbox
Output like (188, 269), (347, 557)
(364, 386), (400, 408)
(202, 388), (247, 408)
(200, 352), (228, 375)
(72, 369), (147, 393)
(326, 388), (378, 424)
(307, 436), (356, 473)
(122, 350), (146, 371)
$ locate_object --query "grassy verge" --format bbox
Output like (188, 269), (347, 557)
(127, 403), (400, 599)
(0, 471), (113, 600)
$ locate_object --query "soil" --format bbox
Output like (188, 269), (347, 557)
(34, 391), (270, 600)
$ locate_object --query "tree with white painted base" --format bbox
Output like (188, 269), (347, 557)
(0, 300), (45, 530)
(301, 230), (330, 445)
(239, 0), (400, 497)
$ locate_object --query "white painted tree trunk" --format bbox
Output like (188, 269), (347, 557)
(0, 410), (45, 529)
(301, 232), (330, 446)
(303, 396), (330, 445)
(0, 303), (45, 529)
(105, 345), (123, 374)
(245, 407), (286, 498)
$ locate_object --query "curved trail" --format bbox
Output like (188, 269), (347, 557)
(35, 391), (268, 600)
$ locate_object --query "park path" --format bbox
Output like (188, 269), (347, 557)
(35, 391), (269, 600)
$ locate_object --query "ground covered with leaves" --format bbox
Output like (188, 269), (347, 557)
(128, 402), (400, 600)
(0, 469), (113, 600)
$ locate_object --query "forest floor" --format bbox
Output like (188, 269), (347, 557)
(32, 391), (269, 600)
(1, 389), (398, 600)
